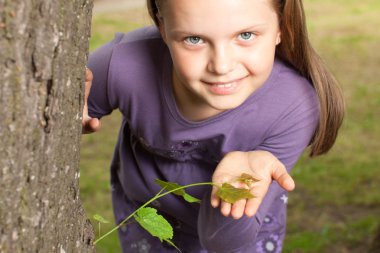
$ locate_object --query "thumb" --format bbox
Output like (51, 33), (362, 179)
(89, 117), (101, 131)
(271, 163), (295, 191)
(82, 117), (101, 134)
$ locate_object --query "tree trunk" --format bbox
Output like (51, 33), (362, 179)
(0, 0), (95, 252)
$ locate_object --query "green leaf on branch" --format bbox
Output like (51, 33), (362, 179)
(93, 214), (110, 224)
(183, 194), (201, 203)
(155, 179), (185, 195)
(165, 239), (183, 253)
(236, 173), (260, 188)
(216, 183), (255, 204)
(134, 207), (174, 241)
(155, 179), (201, 203)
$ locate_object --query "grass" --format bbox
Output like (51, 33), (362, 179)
(80, 1), (380, 252)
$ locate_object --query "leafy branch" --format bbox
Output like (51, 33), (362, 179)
(93, 173), (259, 251)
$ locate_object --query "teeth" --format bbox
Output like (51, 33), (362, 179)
(217, 83), (233, 88)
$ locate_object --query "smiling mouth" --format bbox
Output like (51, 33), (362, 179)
(204, 76), (247, 86)
(203, 76), (247, 95)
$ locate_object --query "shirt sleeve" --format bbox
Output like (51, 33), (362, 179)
(87, 34), (124, 119)
(197, 87), (320, 252)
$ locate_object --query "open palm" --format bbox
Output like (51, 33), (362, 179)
(211, 151), (295, 219)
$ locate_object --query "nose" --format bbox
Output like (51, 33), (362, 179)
(207, 44), (235, 75)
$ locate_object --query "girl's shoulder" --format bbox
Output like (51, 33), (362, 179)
(87, 26), (169, 117)
(89, 26), (165, 64)
(240, 58), (319, 129)
(271, 58), (316, 99)
(113, 26), (163, 45)
(106, 26), (168, 72)
(244, 58), (317, 113)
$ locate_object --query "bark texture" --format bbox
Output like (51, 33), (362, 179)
(0, 0), (95, 252)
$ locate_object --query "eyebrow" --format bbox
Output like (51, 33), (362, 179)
(237, 23), (269, 32)
(170, 23), (269, 37)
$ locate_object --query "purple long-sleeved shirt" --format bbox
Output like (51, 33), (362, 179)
(87, 26), (319, 253)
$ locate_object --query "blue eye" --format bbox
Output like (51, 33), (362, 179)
(185, 36), (204, 45)
(239, 32), (254, 41)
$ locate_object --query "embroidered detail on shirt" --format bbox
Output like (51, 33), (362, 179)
(256, 234), (282, 253)
(120, 224), (128, 233)
(280, 194), (288, 204)
(151, 200), (161, 208)
(262, 213), (278, 229)
(174, 219), (182, 229)
(130, 238), (151, 253)
(131, 130), (224, 163)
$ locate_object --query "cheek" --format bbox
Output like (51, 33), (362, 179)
(245, 49), (273, 70)
(243, 45), (276, 77)
(171, 47), (205, 81)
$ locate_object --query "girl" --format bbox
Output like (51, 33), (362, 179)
(83, 0), (344, 252)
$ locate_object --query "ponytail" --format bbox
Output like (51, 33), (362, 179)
(274, 0), (344, 156)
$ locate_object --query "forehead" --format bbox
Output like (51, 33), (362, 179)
(161, 0), (278, 33)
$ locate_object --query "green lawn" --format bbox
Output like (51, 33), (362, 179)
(80, 1), (380, 252)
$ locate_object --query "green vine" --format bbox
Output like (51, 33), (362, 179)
(93, 173), (257, 251)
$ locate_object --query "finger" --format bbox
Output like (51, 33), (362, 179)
(82, 118), (101, 134)
(244, 181), (269, 217)
(271, 163), (295, 191)
(220, 201), (232, 217)
(244, 196), (263, 217)
(211, 173), (233, 208)
(210, 186), (220, 208)
(89, 118), (101, 131)
(230, 199), (247, 219)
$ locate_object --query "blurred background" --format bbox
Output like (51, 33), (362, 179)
(80, 0), (380, 252)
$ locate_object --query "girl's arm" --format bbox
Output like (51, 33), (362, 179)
(82, 68), (101, 134)
(198, 85), (319, 252)
(198, 150), (298, 253)
(83, 34), (125, 133)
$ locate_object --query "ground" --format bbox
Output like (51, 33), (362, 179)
(93, 0), (145, 14)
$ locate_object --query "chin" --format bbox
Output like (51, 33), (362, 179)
(210, 99), (245, 112)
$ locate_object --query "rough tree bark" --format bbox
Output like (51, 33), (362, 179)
(0, 0), (95, 252)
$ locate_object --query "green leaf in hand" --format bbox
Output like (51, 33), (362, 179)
(134, 207), (173, 241)
(155, 179), (201, 203)
(93, 214), (110, 224)
(236, 173), (260, 188)
(216, 183), (255, 204)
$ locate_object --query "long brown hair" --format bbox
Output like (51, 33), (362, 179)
(146, 0), (344, 157)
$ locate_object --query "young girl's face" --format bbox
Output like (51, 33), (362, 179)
(158, 0), (281, 121)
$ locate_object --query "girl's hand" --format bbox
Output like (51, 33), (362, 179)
(211, 151), (295, 219)
(82, 68), (101, 134)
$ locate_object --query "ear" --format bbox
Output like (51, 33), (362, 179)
(275, 31), (281, 45)
(276, 31), (281, 46)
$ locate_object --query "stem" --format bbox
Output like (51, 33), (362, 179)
(93, 182), (215, 245)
